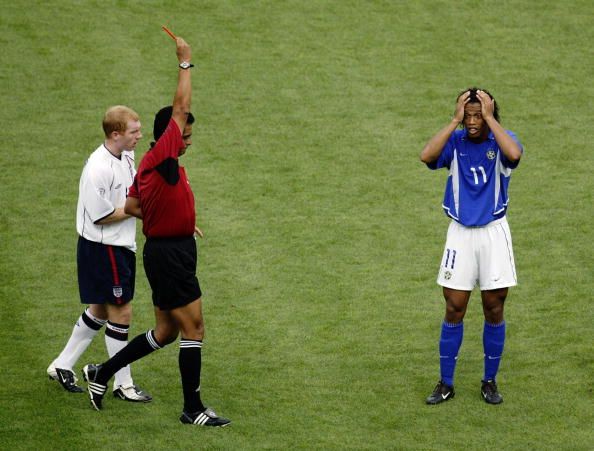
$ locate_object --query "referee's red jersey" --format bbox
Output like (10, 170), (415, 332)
(128, 119), (195, 238)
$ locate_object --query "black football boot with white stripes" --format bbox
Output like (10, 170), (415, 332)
(82, 364), (107, 410)
(180, 407), (231, 427)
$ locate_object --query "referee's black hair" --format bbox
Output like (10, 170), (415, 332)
(151, 106), (195, 147)
(458, 87), (500, 123)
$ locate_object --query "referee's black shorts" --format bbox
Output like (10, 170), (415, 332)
(77, 236), (136, 305)
(143, 236), (202, 310)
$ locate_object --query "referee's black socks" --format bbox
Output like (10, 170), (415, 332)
(98, 330), (162, 385)
(179, 338), (205, 413)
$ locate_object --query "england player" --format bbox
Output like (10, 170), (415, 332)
(47, 106), (151, 403)
(420, 88), (523, 405)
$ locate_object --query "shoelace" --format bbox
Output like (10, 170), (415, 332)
(433, 382), (446, 395)
(483, 381), (497, 395)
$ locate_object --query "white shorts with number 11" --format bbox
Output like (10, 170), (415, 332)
(437, 216), (517, 291)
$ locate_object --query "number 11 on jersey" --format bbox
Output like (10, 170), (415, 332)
(470, 166), (487, 185)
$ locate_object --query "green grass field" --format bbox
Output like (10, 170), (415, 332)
(1, 1), (592, 449)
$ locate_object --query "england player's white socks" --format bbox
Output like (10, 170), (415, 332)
(105, 321), (133, 388)
(53, 308), (106, 370)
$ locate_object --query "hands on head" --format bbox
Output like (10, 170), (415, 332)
(454, 89), (495, 123)
(454, 91), (470, 123)
(475, 89), (495, 121)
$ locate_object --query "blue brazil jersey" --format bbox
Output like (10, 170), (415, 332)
(427, 129), (523, 227)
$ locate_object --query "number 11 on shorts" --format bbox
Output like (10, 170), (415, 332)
(444, 248), (456, 269)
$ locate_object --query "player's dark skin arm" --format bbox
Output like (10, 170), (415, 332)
(476, 90), (522, 163)
(124, 196), (143, 219)
(420, 91), (470, 164)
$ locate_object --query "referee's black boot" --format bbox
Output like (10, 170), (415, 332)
(82, 364), (108, 410)
(180, 407), (231, 427)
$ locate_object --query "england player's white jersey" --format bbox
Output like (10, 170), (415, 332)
(427, 129), (523, 227)
(76, 144), (137, 251)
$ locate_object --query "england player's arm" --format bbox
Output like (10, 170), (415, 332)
(95, 207), (130, 225)
(477, 90), (522, 163)
(124, 176), (143, 219)
(420, 91), (469, 164)
(85, 165), (131, 225)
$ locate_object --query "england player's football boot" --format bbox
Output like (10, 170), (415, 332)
(82, 364), (107, 410)
(481, 380), (503, 404)
(180, 407), (231, 427)
(47, 361), (84, 393)
(426, 380), (455, 404)
(113, 383), (152, 402)
(56, 368), (84, 393)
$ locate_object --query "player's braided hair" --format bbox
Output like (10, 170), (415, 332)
(458, 87), (500, 123)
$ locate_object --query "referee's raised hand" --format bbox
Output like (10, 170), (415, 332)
(175, 37), (191, 64)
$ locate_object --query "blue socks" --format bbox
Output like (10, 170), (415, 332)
(439, 321), (464, 387)
(438, 320), (506, 386)
(483, 321), (506, 382)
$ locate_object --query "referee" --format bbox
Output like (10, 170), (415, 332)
(83, 35), (230, 427)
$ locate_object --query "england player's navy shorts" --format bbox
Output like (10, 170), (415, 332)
(143, 236), (202, 310)
(77, 236), (136, 305)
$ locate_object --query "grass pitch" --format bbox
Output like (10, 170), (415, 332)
(1, 1), (592, 449)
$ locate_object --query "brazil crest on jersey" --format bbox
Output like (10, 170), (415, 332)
(427, 129), (523, 227)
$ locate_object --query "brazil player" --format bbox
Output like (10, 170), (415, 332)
(47, 106), (151, 402)
(420, 88), (523, 405)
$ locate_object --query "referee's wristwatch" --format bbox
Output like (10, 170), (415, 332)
(179, 61), (194, 70)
